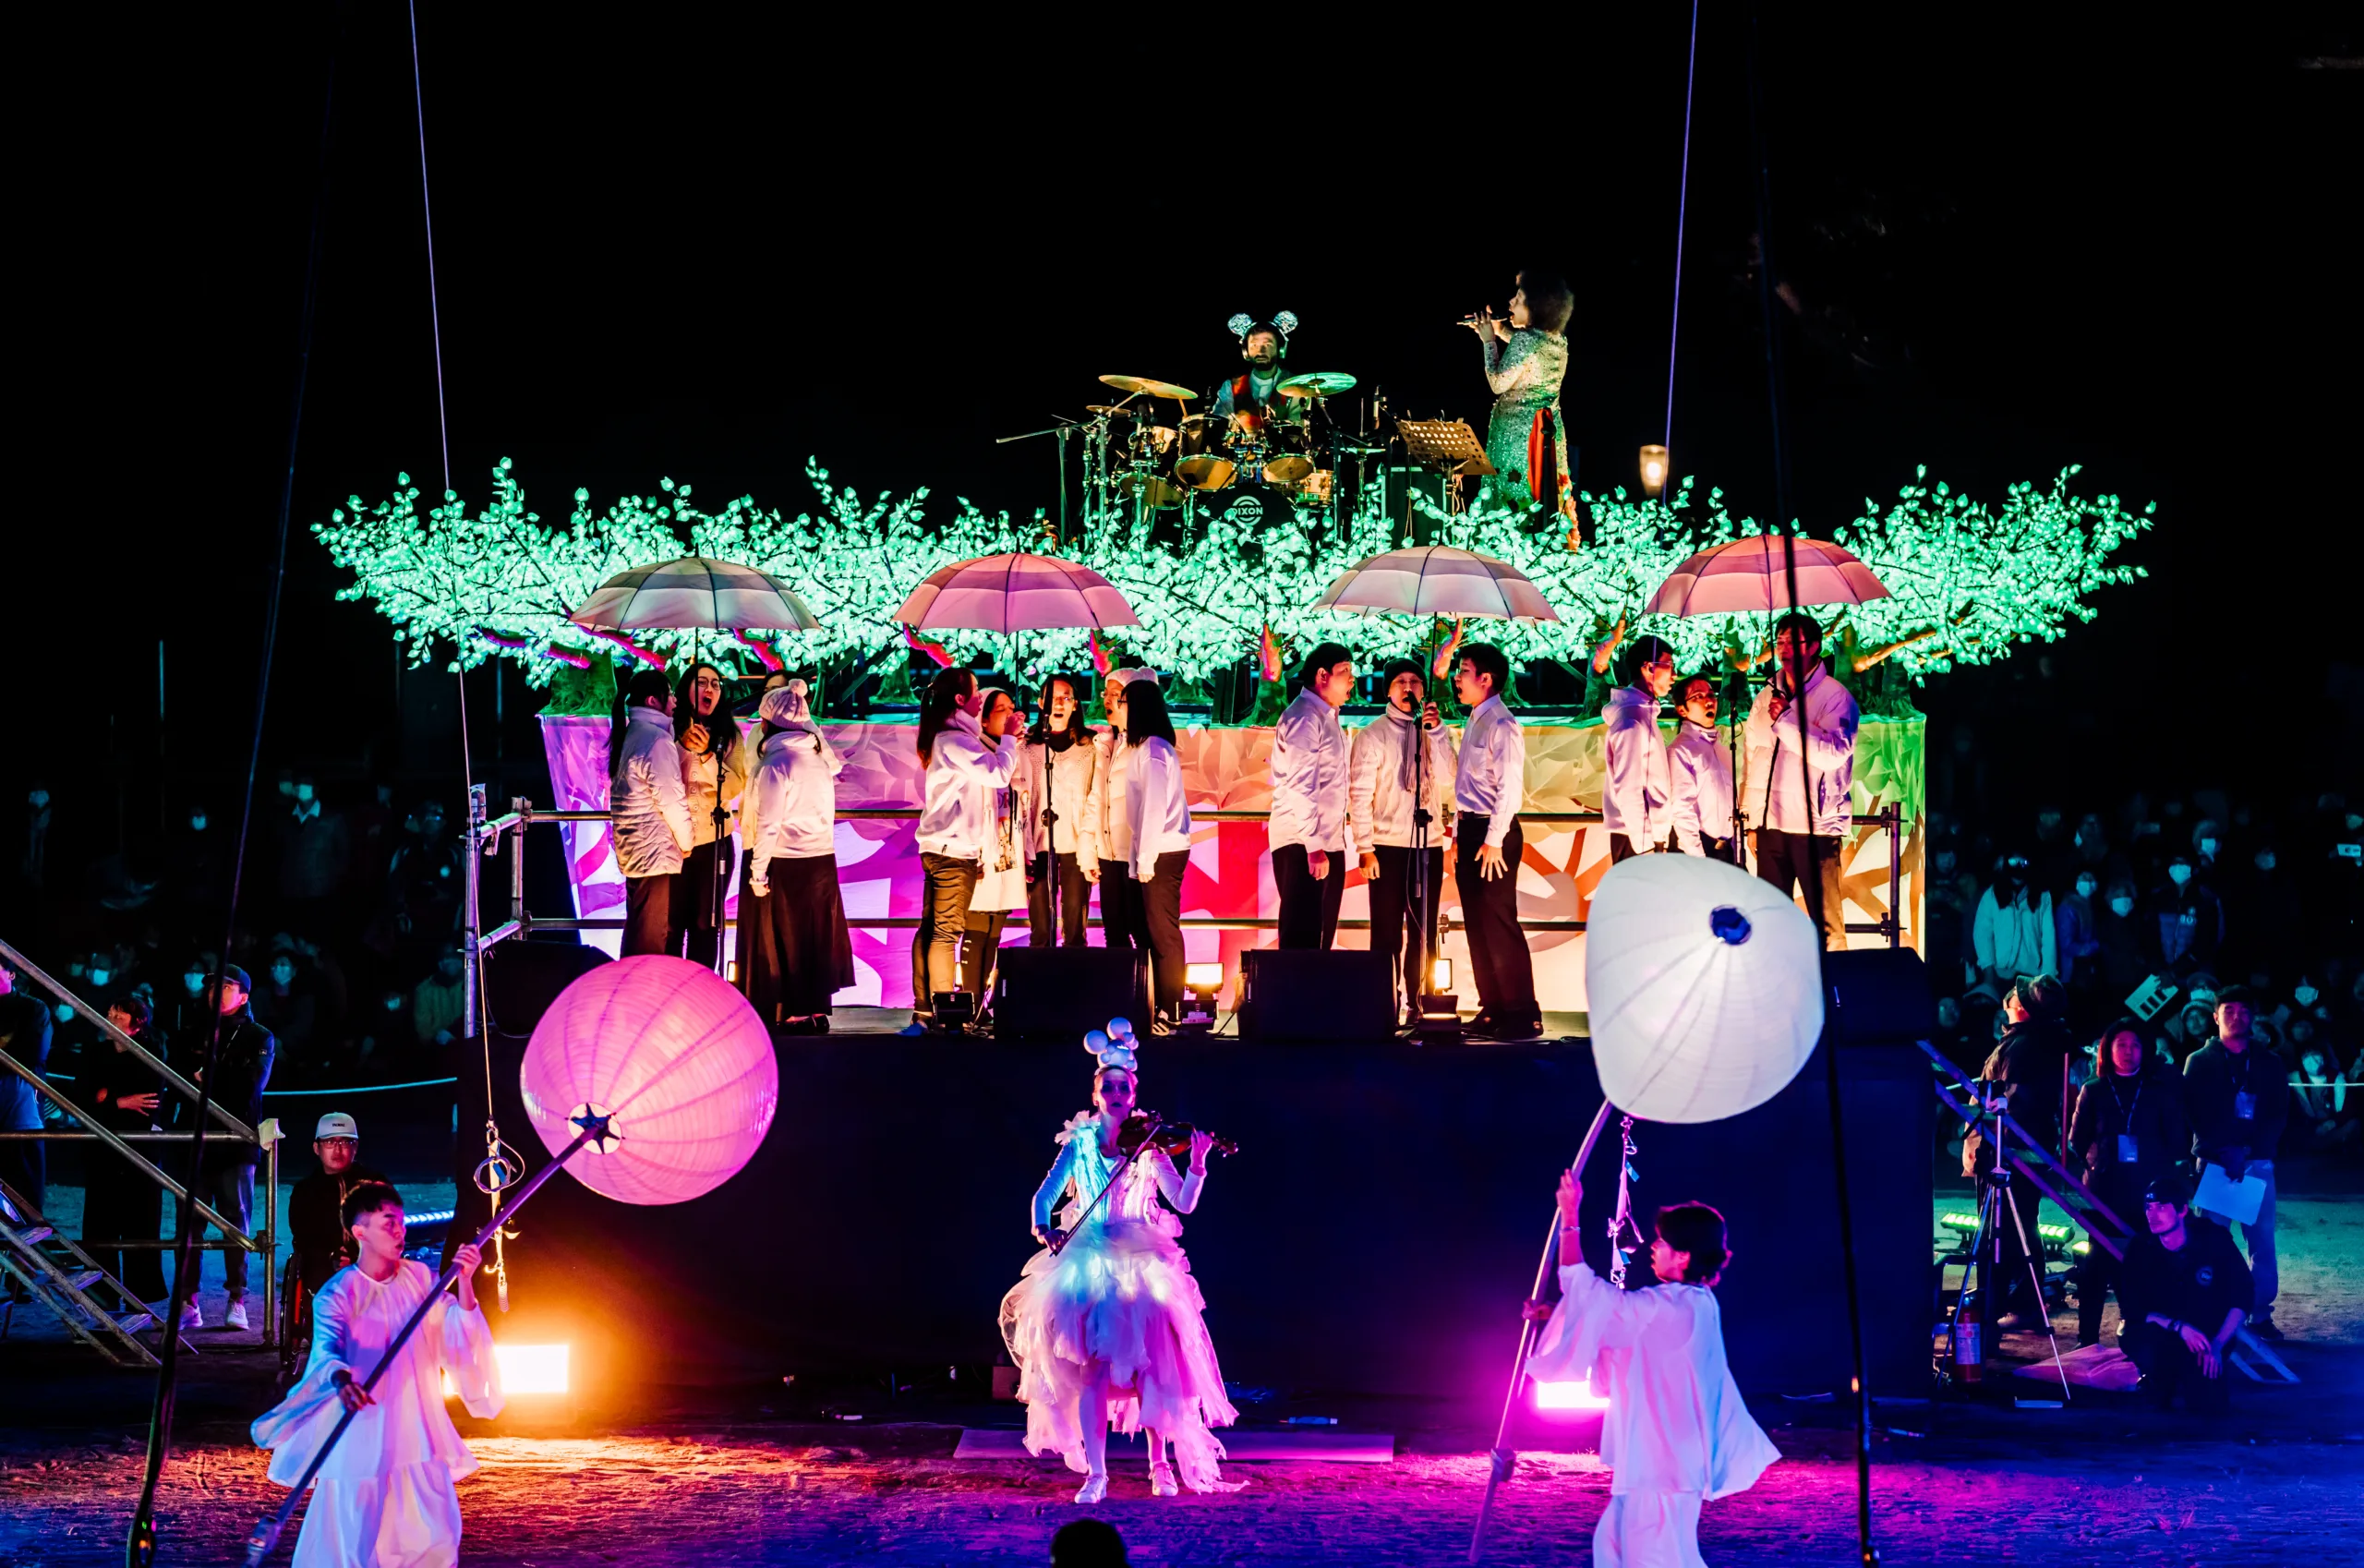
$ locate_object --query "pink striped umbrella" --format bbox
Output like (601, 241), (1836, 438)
(1645, 535), (1888, 616)
(1312, 546), (1558, 621)
(893, 552), (1140, 632)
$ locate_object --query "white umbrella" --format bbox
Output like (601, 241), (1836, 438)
(1584, 853), (1823, 1123)
(1314, 545), (1559, 621)
(894, 551), (1140, 633)
(570, 556), (821, 633)
(1644, 535), (1888, 617)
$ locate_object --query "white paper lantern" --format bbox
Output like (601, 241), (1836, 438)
(1583, 855), (1824, 1123)
(520, 956), (779, 1204)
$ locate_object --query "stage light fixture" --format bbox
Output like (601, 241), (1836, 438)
(1179, 962), (1223, 1030)
(445, 1343), (570, 1397)
(1430, 957), (1453, 993)
(1533, 1372), (1610, 1412)
(1638, 445), (1670, 499)
(930, 990), (978, 1031)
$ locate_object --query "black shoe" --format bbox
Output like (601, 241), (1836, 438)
(1475, 1014), (1545, 1042)
(2249, 1316), (2285, 1342)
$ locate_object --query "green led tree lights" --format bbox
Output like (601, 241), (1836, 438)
(315, 458), (2149, 690)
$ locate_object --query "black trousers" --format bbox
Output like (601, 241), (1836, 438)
(2121, 1321), (2232, 1411)
(1096, 860), (1146, 950)
(1608, 832), (1659, 864)
(1369, 844), (1446, 1012)
(0, 1140), (43, 1232)
(1139, 850), (1189, 1019)
(2077, 1237), (2123, 1346)
(1272, 843), (1344, 950)
(1692, 834), (1737, 864)
(913, 853), (980, 1015)
(1757, 828), (1848, 947)
(82, 1151), (166, 1301)
(667, 840), (728, 968)
(622, 874), (672, 958)
(1028, 851), (1090, 947)
(1455, 817), (1537, 1020)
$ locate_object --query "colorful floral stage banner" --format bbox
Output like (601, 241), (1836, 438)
(540, 716), (1924, 1015)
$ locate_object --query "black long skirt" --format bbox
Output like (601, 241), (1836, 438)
(741, 853), (854, 1021)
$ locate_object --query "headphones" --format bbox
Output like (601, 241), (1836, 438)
(1227, 310), (1297, 364)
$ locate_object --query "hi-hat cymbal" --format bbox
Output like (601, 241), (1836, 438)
(1276, 371), (1357, 400)
(1084, 404), (1137, 417)
(1099, 374), (1197, 401)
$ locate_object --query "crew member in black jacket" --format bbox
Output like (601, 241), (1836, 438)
(1968, 976), (2074, 1328)
(2182, 986), (2287, 1339)
(187, 964), (274, 1332)
(2118, 1173), (2252, 1411)
(2068, 1017), (2191, 1345)
(80, 996), (170, 1309)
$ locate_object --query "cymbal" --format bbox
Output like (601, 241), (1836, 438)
(1099, 374), (1197, 401)
(1084, 404), (1137, 417)
(1276, 371), (1357, 400)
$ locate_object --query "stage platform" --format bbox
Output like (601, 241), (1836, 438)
(809, 1006), (1592, 1038)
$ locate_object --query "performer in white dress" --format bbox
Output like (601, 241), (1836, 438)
(1524, 1167), (1779, 1568)
(252, 1182), (503, 1568)
(999, 1032), (1238, 1503)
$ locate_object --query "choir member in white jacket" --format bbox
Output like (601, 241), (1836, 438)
(1084, 670), (1152, 954)
(740, 680), (852, 1031)
(251, 1182), (502, 1568)
(1018, 674), (1097, 948)
(1666, 673), (1738, 864)
(609, 669), (693, 958)
(1601, 636), (1676, 863)
(1349, 658), (1458, 1016)
(1524, 1167), (1779, 1568)
(1121, 679), (1194, 1024)
(1742, 614), (1861, 948)
(911, 668), (1021, 1029)
(1269, 643), (1356, 949)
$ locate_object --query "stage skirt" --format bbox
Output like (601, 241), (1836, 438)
(741, 853), (854, 1020)
(997, 1215), (1240, 1491)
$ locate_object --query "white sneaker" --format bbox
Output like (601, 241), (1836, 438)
(1072, 1472), (1108, 1504)
(1149, 1459), (1179, 1497)
(176, 1300), (203, 1332)
(225, 1297), (250, 1332)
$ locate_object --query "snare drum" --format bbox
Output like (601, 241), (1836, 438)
(1176, 414), (1236, 491)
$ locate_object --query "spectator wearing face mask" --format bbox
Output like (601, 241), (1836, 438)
(250, 943), (317, 1064)
(2056, 868), (2105, 1007)
(2150, 852), (2225, 978)
(2227, 840), (2304, 987)
(169, 804), (223, 937)
(275, 775), (351, 935)
(2092, 878), (2153, 1010)
(2286, 1027), (2358, 1153)
(1972, 853), (2056, 995)
(410, 947), (466, 1051)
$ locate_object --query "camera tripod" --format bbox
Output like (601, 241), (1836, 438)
(1945, 1084), (2072, 1400)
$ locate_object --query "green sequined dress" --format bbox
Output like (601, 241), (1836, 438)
(1480, 327), (1572, 507)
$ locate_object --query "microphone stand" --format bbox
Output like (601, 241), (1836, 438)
(997, 421), (1076, 547)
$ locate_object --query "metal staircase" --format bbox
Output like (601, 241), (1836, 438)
(0, 1177), (193, 1368)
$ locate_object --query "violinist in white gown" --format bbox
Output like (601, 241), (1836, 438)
(1523, 1168), (1779, 1568)
(253, 1182), (503, 1568)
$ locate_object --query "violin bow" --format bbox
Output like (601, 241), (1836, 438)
(1046, 1113), (1164, 1257)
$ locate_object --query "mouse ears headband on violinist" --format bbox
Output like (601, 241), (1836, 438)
(1228, 310), (1297, 361)
(1084, 1018), (1140, 1074)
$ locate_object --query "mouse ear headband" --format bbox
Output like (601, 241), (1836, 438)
(1083, 1017), (1140, 1074)
(1227, 310), (1297, 344)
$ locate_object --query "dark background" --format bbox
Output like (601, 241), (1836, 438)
(15, 6), (2360, 877)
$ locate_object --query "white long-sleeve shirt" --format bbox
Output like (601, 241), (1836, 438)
(1742, 665), (1860, 838)
(1083, 726), (1130, 866)
(1016, 732), (1096, 858)
(1347, 706), (1458, 850)
(1453, 695), (1526, 849)
(1972, 886), (2057, 979)
(742, 728), (846, 892)
(1668, 719), (1737, 855)
(1526, 1260), (1779, 1500)
(1269, 689), (1351, 853)
(609, 705), (694, 877)
(1125, 735), (1193, 881)
(916, 710), (1021, 862)
(1600, 686), (1671, 847)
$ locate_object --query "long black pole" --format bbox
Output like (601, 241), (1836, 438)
(243, 1119), (603, 1567)
(1747, 10), (1877, 1563)
(126, 17), (341, 1566)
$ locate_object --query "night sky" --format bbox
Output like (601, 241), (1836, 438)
(21, 7), (2360, 866)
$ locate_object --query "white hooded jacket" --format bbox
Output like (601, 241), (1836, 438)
(609, 705), (693, 878)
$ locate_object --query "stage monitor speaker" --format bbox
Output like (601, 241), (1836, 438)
(1819, 947), (1936, 1044)
(482, 937), (609, 1037)
(1236, 949), (1395, 1042)
(995, 948), (1151, 1041)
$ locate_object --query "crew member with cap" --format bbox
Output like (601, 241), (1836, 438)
(188, 964), (275, 1331)
(1601, 635), (1675, 863)
(2117, 1172), (2252, 1411)
(288, 1112), (390, 1297)
(1350, 657), (1457, 1016)
(1452, 645), (1541, 1041)
(1270, 644), (1356, 949)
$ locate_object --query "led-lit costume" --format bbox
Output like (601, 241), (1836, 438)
(997, 1042), (1239, 1493)
(1480, 324), (1573, 508)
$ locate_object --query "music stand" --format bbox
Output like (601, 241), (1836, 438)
(1394, 418), (1495, 476)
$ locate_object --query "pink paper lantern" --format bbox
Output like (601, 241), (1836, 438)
(520, 956), (778, 1205)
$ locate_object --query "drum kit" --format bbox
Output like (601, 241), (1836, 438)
(1082, 369), (1379, 528)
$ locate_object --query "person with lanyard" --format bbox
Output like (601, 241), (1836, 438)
(1019, 673), (1098, 950)
(2068, 1017), (2192, 1345)
(1600, 635), (1675, 863)
(669, 661), (747, 970)
(2182, 985), (2288, 1339)
(2117, 1172), (2252, 1410)
(1743, 612), (1861, 949)
(1451, 644), (1540, 1041)
(910, 668), (1022, 1033)
(1666, 671), (1738, 863)
(740, 679), (853, 1034)
(1269, 643), (1355, 951)
(1349, 658), (1458, 1019)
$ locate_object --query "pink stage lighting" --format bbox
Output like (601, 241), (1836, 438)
(1533, 1374), (1611, 1412)
(520, 956), (779, 1206)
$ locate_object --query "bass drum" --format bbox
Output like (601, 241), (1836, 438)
(1175, 414), (1236, 491)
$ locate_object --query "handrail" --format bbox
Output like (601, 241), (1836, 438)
(1917, 1041), (2132, 1260)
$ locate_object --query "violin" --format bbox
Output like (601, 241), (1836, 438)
(1116, 1110), (1239, 1161)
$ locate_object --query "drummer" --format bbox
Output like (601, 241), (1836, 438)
(1209, 319), (1309, 426)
